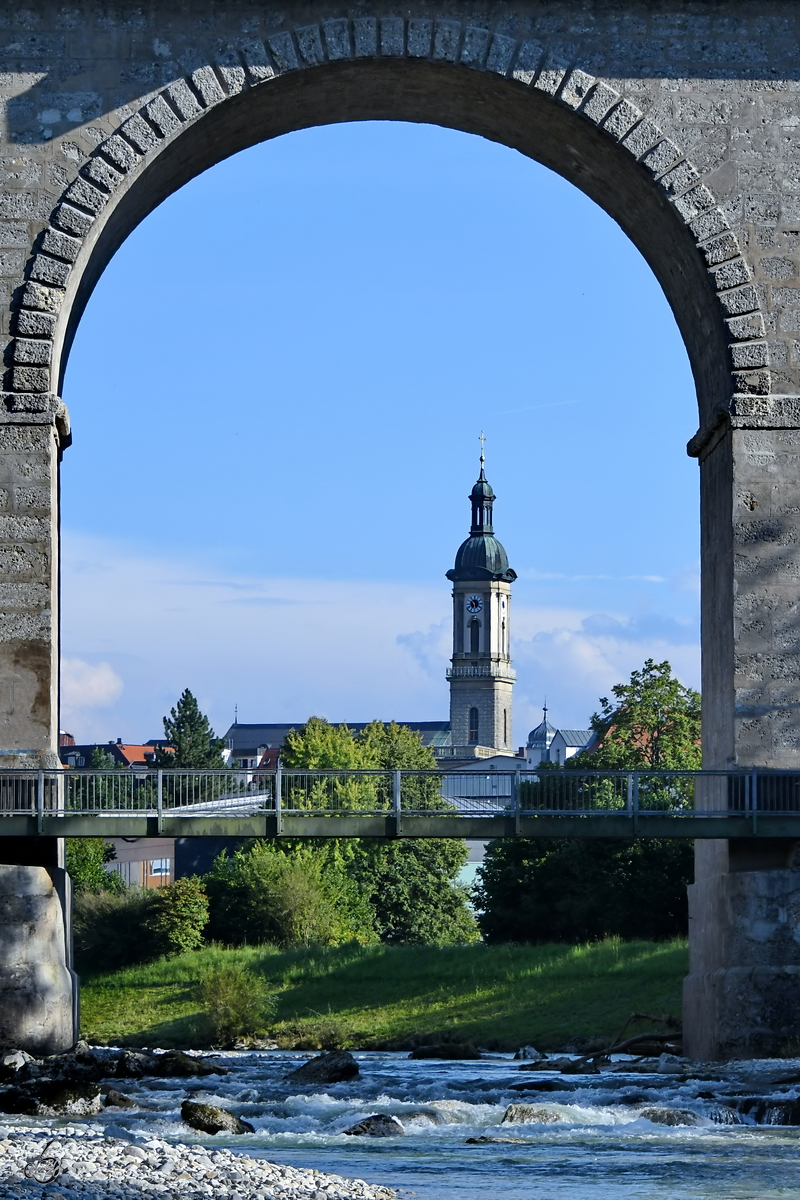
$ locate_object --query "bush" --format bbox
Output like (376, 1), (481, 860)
(73, 889), (158, 972)
(66, 838), (126, 896)
(144, 877), (209, 957)
(199, 962), (276, 1044)
(206, 843), (374, 948)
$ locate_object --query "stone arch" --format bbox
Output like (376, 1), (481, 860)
(1, 14), (767, 436)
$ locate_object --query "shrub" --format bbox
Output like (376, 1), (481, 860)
(205, 843), (374, 948)
(144, 877), (209, 957)
(199, 963), (276, 1044)
(73, 889), (158, 972)
(66, 838), (126, 896)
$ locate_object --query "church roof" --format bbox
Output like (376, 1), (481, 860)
(527, 718), (556, 745)
(553, 729), (594, 747)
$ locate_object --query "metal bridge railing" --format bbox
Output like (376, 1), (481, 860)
(0, 767), (799, 819)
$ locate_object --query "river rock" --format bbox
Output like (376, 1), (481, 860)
(514, 1045), (544, 1061)
(104, 1088), (137, 1108)
(156, 1049), (227, 1077)
(408, 1044), (481, 1060)
(510, 1079), (577, 1093)
(344, 1114), (405, 1137)
(0, 1079), (102, 1116)
(400, 1108), (448, 1125)
(502, 1103), (565, 1124)
(181, 1100), (254, 1135)
(285, 1050), (360, 1084)
(657, 1053), (687, 1074)
(638, 1106), (703, 1127)
(466, 1135), (525, 1144)
(116, 1050), (160, 1078)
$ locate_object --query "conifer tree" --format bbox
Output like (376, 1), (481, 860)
(155, 688), (225, 768)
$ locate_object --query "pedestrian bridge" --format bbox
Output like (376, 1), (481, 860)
(1, 768), (799, 841)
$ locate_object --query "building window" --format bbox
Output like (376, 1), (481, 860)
(469, 707), (479, 743)
(470, 619), (480, 654)
(501, 619), (506, 654)
(149, 859), (171, 877)
(503, 709), (507, 745)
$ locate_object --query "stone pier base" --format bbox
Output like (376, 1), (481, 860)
(0, 864), (77, 1055)
(684, 846), (800, 1060)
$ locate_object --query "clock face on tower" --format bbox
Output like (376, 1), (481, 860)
(466, 595), (483, 614)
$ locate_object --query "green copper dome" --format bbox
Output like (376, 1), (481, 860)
(446, 456), (516, 583)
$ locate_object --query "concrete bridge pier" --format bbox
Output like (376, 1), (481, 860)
(0, 838), (78, 1055)
(684, 841), (800, 1060)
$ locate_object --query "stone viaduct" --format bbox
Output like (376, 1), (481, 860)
(0, 0), (799, 1060)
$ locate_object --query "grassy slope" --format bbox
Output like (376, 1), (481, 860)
(79, 939), (687, 1051)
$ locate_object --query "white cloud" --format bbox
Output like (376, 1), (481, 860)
(60, 532), (700, 749)
(60, 658), (124, 739)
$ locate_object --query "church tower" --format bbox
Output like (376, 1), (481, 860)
(446, 447), (516, 755)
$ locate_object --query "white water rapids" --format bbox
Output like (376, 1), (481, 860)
(5, 1050), (800, 1199)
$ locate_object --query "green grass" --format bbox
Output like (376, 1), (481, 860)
(79, 939), (687, 1052)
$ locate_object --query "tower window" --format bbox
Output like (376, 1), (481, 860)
(503, 709), (507, 745)
(470, 618), (480, 654)
(469, 707), (479, 743)
(502, 619), (506, 654)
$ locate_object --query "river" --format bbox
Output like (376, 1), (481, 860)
(6, 1050), (800, 1199)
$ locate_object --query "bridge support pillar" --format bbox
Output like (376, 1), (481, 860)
(0, 839), (78, 1055)
(684, 841), (800, 1060)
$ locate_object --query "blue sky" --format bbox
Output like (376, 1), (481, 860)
(60, 120), (700, 745)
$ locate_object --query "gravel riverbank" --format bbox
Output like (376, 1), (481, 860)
(0, 1127), (397, 1200)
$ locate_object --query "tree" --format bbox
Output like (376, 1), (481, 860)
(574, 658), (701, 771)
(280, 718), (478, 944)
(475, 659), (698, 944)
(155, 688), (226, 768)
(65, 838), (126, 895)
(144, 876), (209, 956)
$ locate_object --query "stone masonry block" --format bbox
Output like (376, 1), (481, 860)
(51, 203), (93, 239)
(380, 18), (404, 57)
(727, 312), (767, 340)
(733, 369), (771, 395)
(511, 38), (545, 85)
(622, 117), (663, 159)
(461, 27), (489, 67)
(19, 283), (62, 315)
(486, 34), (517, 76)
(772, 287), (800, 309)
(602, 98), (643, 141)
(642, 137), (682, 176)
(83, 156), (121, 193)
(28, 256), (70, 288)
(659, 159), (700, 196)
(711, 258), (752, 290)
(10, 367), (49, 393)
(64, 177), (108, 215)
(672, 184), (716, 222)
(690, 208), (730, 243)
(718, 284), (761, 316)
(407, 19), (432, 58)
(215, 50), (247, 95)
(0, 193), (38, 220)
(582, 80), (619, 123)
(165, 78), (203, 120)
(535, 47), (576, 95)
(121, 113), (161, 154)
(13, 486), (49, 512)
(731, 342), (770, 369)
(353, 18), (377, 57)
(12, 340), (51, 366)
(560, 67), (594, 108)
(39, 229), (79, 263)
(190, 66), (226, 106)
(14, 312), (55, 339)
(144, 94), (182, 137)
(240, 38), (275, 83)
(322, 19), (350, 61)
(433, 21), (460, 61)
(267, 32), (298, 72)
(295, 25), (324, 65)
(0, 515), (50, 541)
(703, 232), (741, 266)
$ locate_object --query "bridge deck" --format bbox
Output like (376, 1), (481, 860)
(0, 768), (798, 838)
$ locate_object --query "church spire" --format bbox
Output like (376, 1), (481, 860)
(470, 433), (495, 535)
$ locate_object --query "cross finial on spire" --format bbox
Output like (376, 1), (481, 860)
(479, 430), (485, 468)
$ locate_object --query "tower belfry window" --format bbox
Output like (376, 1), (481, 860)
(470, 619), (480, 654)
(469, 707), (479, 743)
